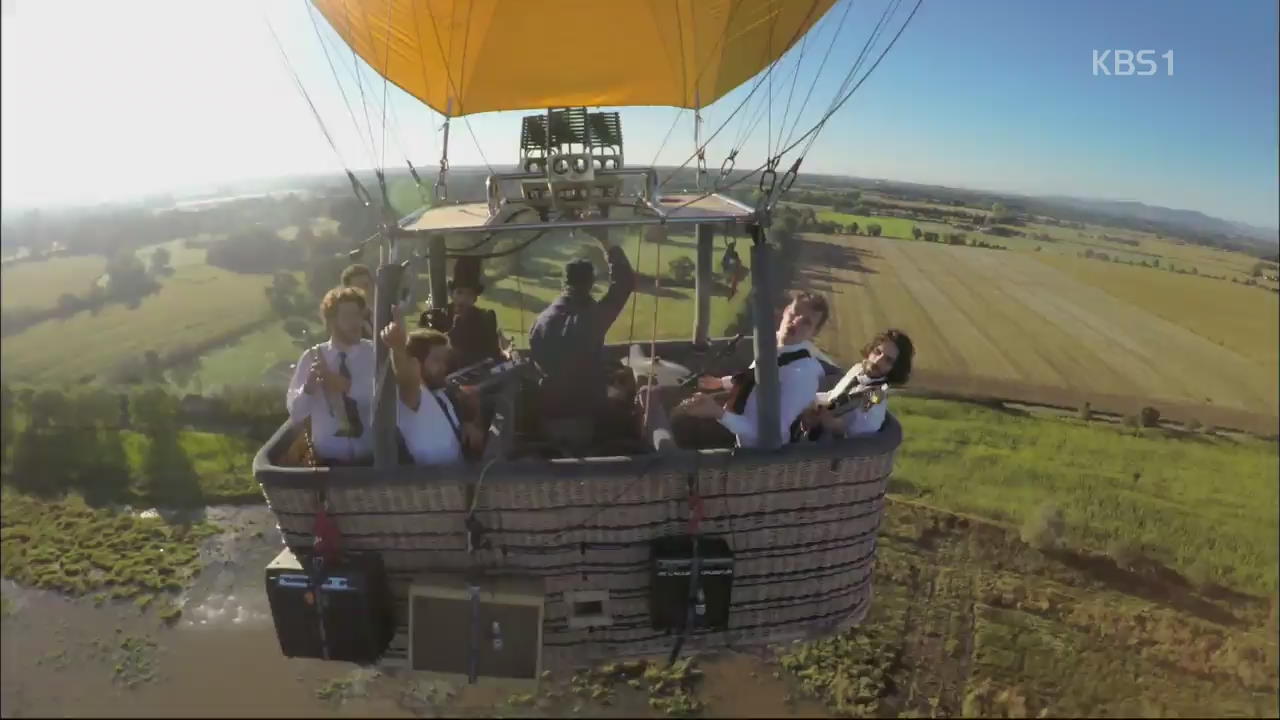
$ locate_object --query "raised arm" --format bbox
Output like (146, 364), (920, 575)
(595, 242), (636, 327)
(381, 304), (423, 411)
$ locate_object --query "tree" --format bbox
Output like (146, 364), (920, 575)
(150, 246), (172, 275)
(867, 224), (882, 237)
(923, 232), (939, 243)
(848, 221), (859, 235)
(668, 256), (695, 284)
(266, 271), (307, 318)
(104, 250), (158, 302)
(130, 387), (179, 433)
(990, 202), (1009, 222)
(1139, 406), (1161, 428)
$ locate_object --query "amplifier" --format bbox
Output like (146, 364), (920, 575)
(649, 535), (734, 631)
(409, 574), (545, 680)
(265, 548), (394, 665)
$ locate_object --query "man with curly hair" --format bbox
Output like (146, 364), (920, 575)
(802, 328), (914, 440)
(285, 286), (376, 464)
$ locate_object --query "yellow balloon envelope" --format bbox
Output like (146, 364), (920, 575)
(310, 0), (839, 117)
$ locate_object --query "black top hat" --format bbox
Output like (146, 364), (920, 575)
(448, 255), (485, 294)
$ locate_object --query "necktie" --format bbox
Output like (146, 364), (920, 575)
(333, 351), (364, 438)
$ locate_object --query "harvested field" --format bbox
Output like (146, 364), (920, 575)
(797, 233), (1278, 418)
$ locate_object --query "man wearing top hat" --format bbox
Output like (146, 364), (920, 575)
(528, 228), (636, 454)
(421, 255), (506, 372)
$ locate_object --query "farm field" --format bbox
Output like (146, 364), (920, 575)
(797, 232), (1278, 417)
(815, 210), (916, 239)
(1, 254), (106, 312)
(0, 263), (274, 385)
(1036, 254), (1280, 379)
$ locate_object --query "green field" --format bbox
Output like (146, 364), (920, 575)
(1, 263), (273, 384)
(799, 232), (1278, 417)
(892, 395), (1279, 595)
(816, 211), (917, 239)
(1, 254), (106, 312)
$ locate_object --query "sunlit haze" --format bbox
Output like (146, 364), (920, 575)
(2, 0), (1277, 228)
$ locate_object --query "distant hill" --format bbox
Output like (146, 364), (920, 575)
(1039, 195), (1279, 245)
(786, 173), (1278, 259)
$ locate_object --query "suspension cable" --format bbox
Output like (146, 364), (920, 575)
(783, 0), (855, 149)
(263, 9), (372, 207)
(674, 0), (925, 215)
(649, 108), (687, 169)
(422, 0), (496, 177)
(659, 0), (823, 191)
(306, 0), (376, 170)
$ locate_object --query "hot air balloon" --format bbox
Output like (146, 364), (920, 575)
(256, 0), (919, 677)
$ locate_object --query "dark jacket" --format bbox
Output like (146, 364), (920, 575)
(445, 304), (502, 370)
(528, 245), (635, 420)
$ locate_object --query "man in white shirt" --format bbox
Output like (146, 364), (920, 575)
(667, 291), (830, 449)
(286, 286), (376, 464)
(800, 329), (914, 441)
(380, 304), (485, 465)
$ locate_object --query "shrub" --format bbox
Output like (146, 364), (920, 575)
(1185, 558), (1215, 591)
(1139, 406), (1161, 428)
(1106, 539), (1141, 570)
(1020, 502), (1066, 551)
(1078, 402), (1092, 421)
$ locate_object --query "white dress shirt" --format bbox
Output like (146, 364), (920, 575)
(398, 386), (464, 465)
(717, 341), (825, 448)
(286, 339), (376, 463)
(817, 362), (889, 438)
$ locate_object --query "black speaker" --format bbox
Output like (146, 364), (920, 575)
(649, 535), (734, 631)
(265, 548), (394, 664)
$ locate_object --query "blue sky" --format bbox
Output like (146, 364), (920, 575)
(1, 0), (1276, 228)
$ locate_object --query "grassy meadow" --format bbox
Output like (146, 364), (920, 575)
(816, 211), (918, 239)
(799, 232), (1278, 417)
(1, 263), (274, 385)
(1, 254), (107, 312)
(891, 395), (1279, 595)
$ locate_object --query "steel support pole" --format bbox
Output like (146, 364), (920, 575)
(748, 225), (781, 450)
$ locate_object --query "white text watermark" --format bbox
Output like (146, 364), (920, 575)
(1092, 50), (1174, 76)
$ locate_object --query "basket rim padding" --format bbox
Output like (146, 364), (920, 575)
(255, 412), (902, 490)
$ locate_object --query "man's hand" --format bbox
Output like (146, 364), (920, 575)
(680, 392), (725, 420)
(313, 354), (349, 395)
(696, 375), (725, 393)
(381, 303), (408, 350)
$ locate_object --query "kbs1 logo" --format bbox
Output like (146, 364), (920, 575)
(1092, 50), (1174, 76)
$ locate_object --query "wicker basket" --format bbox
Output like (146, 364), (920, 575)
(256, 408), (901, 669)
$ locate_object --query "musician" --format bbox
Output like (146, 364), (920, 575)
(285, 286), (375, 464)
(382, 304), (486, 465)
(420, 256), (506, 371)
(528, 227), (635, 453)
(802, 329), (914, 440)
(673, 291), (829, 449)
